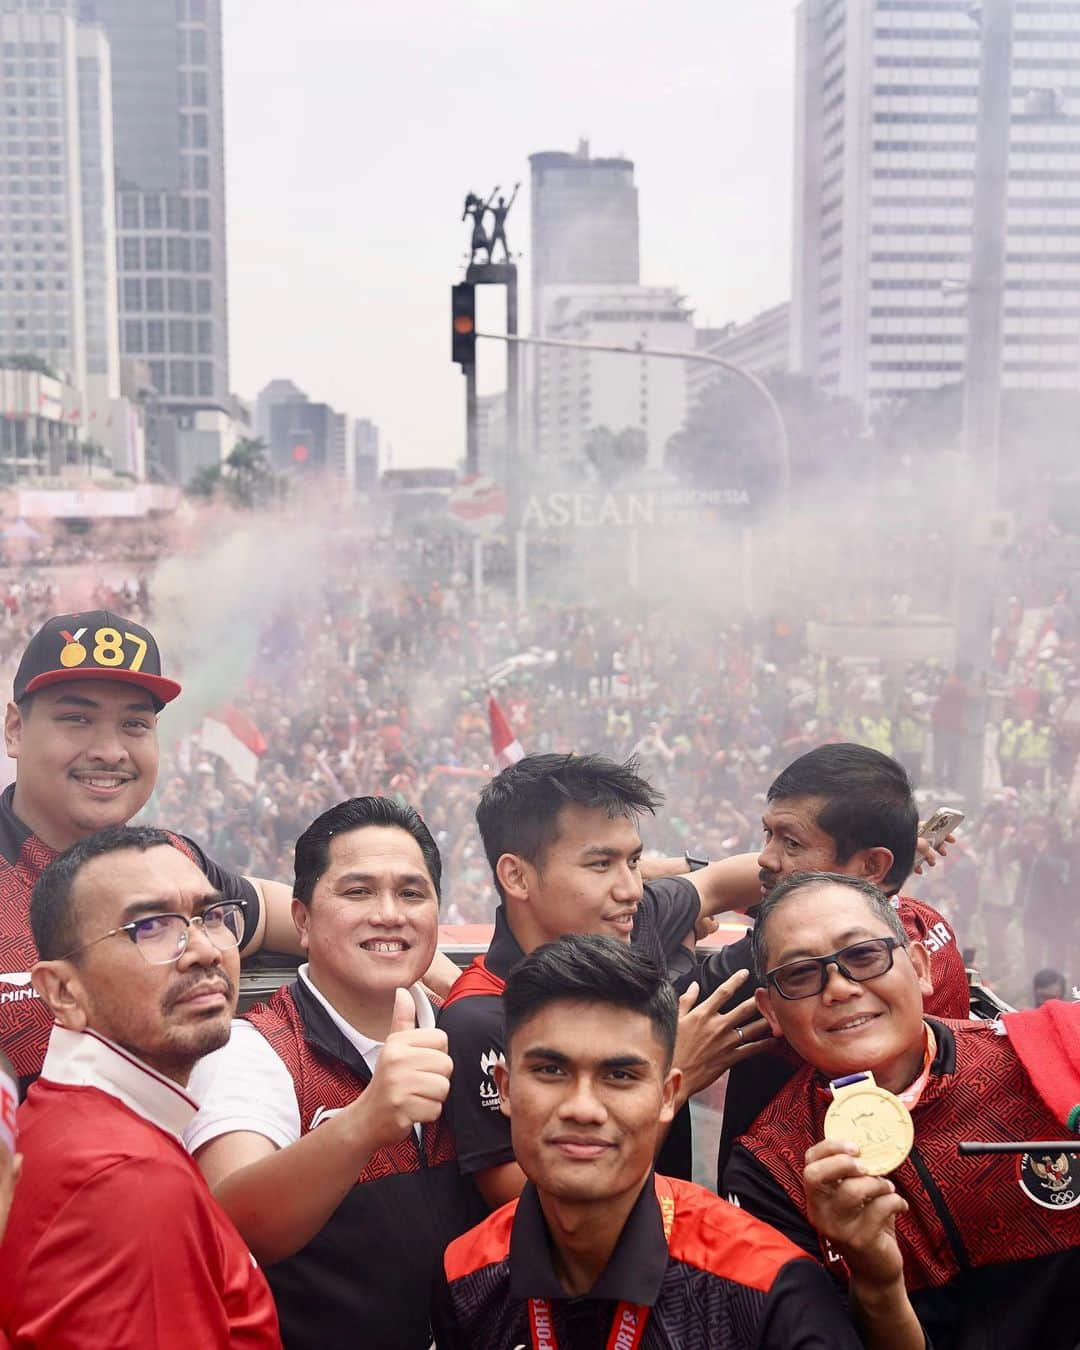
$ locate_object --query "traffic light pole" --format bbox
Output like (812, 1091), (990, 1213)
(464, 362), (479, 476)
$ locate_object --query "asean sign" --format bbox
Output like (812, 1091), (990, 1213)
(447, 475), (507, 535)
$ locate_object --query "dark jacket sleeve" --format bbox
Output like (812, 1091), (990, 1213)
(759, 1258), (864, 1350)
(723, 1144), (824, 1262)
(643, 877), (701, 963)
(436, 997), (516, 1177)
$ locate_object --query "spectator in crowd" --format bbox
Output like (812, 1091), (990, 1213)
(0, 827), (280, 1347)
(434, 934), (863, 1350)
(647, 744), (970, 1187)
(1033, 966), (1068, 1006)
(186, 797), (483, 1350)
(0, 611), (458, 1094)
(725, 872), (1080, 1350)
(438, 754), (772, 1209)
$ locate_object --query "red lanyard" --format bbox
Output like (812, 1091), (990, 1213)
(527, 1175), (675, 1350)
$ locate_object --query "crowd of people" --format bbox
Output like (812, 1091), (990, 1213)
(0, 603), (1075, 1348)
(0, 511), (1077, 1006)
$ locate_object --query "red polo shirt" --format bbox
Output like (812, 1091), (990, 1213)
(0, 1026), (280, 1349)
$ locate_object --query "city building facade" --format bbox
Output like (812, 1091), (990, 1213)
(690, 302), (791, 408)
(792, 0), (1080, 407)
(533, 284), (694, 471)
(97, 0), (231, 412)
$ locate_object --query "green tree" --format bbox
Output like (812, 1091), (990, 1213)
(583, 425), (648, 482)
(1, 353), (58, 379)
(666, 371), (864, 503)
(185, 437), (284, 509)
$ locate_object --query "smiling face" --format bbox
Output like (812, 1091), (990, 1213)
(754, 882), (932, 1093)
(509, 804), (645, 947)
(293, 825), (439, 1000)
(495, 999), (678, 1207)
(34, 845), (238, 1084)
(6, 681), (159, 851)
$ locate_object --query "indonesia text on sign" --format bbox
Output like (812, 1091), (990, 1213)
(520, 487), (750, 530)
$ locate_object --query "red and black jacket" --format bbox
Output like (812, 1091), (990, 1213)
(725, 1017), (1080, 1350)
(245, 980), (484, 1350)
(433, 1173), (862, 1349)
(0, 784), (256, 1094)
(704, 893), (969, 1187)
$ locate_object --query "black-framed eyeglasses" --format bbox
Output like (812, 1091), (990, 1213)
(765, 937), (904, 1001)
(60, 900), (247, 967)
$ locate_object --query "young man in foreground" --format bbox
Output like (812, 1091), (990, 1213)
(435, 934), (862, 1349)
(725, 871), (1080, 1350)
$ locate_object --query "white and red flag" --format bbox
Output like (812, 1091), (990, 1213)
(488, 692), (524, 770)
(200, 706), (267, 786)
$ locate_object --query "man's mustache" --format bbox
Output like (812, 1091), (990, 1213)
(163, 970), (235, 1012)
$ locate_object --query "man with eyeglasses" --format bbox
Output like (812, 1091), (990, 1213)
(724, 871), (1080, 1350)
(0, 826), (281, 1348)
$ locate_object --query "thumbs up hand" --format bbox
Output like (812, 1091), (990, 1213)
(357, 989), (453, 1151)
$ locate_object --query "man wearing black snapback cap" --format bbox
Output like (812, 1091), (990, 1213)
(0, 610), (303, 1095)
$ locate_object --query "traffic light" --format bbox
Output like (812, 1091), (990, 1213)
(451, 282), (476, 369)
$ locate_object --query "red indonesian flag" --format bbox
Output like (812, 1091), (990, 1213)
(200, 706), (267, 786)
(488, 692), (524, 770)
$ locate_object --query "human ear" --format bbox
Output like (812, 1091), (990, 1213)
(859, 847), (894, 888)
(907, 941), (933, 999)
(4, 702), (24, 759)
(495, 854), (530, 904)
(493, 1061), (511, 1118)
(755, 986), (785, 1038)
(659, 1067), (681, 1124)
(31, 961), (88, 1032)
(291, 899), (311, 952)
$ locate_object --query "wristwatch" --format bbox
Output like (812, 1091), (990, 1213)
(684, 851), (710, 872)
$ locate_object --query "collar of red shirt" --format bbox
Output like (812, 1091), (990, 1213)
(40, 1024), (199, 1140)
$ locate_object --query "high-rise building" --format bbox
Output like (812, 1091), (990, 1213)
(92, 0), (230, 411)
(0, 2), (118, 401)
(529, 140), (640, 332)
(690, 303), (791, 409)
(254, 378), (306, 443)
(353, 417), (379, 489)
(534, 285), (694, 471)
(792, 0), (1080, 407)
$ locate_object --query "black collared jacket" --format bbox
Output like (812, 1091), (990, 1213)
(433, 1173), (862, 1350)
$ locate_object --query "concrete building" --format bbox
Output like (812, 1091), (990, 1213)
(353, 417), (379, 490)
(0, 2), (118, 399)
(254, 378), (306, 443)
(534, 285), (694, 471)
(475, 391), (507, 481)
(97, 0), (231, 412)
(529, 141), (640, 333)
(793, 0), (1080, 407)
(690, 302), (791, 409)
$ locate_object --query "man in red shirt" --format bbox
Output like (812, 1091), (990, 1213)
(0, 825), (281, 1348)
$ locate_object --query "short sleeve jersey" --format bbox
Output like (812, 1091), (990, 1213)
(0, 784), (260, 1092)
(438, 878), (700, 1178)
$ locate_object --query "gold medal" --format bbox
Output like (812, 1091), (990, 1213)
(824, 1071), (914, 1175)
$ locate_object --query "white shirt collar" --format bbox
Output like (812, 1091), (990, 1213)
(296, 963), (435, 1063)
(40, 1025), (198, 1140)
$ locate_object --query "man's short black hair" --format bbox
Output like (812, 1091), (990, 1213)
(31, 825), (178, 961)
(293, 796), (442, 904)
(475, 753), (662, 900)
(750, 871), (909, 982)
(768, 743), (918, 893)
(503, 934), (678, 1067)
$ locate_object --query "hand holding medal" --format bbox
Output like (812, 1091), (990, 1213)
(824, 1071), (914, 1175)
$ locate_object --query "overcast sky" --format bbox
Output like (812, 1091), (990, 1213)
(222, 0), (797, 467)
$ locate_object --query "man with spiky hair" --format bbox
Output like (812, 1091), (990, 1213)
(439, 753), (770, 1210)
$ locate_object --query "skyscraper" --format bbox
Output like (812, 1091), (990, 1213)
(0, 1), (118, 401)
(92, 0), (229, 411)
(529, 140), (640, 333)
(792, 0), (1080, 407)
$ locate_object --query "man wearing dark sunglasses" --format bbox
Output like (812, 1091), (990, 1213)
(725, 872), (1080, 1350)
(0, 826), (281, 1348)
